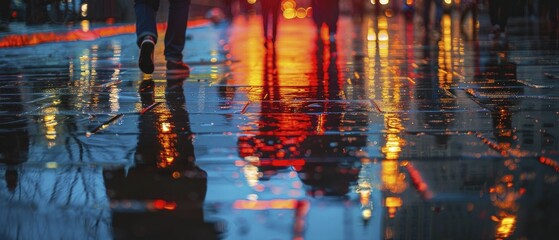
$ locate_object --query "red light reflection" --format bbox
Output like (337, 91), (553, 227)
(0, 20), (210, 48)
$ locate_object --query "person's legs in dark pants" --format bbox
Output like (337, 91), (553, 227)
(262, 0), (280, 44)
(312, 0), (324, 35)
(165, 0), (191, 62)
(0, 0), (9, 31)
(324, 0), (339, 37)
(270, 0), (280, 42)
(135, 0), (160, 46)
(135, 0), (159, 74)
(164, 0), (191, 72)
(262, 1), (271, 41)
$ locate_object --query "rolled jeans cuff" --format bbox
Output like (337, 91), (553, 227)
(137, 32), (158, 47)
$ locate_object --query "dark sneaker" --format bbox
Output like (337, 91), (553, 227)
(166, 60), (190, 75)
(139, 36), (155, 74)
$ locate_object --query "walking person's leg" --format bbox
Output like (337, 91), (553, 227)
(488, 0), (501, 36)
(271, 0), (281, 42)
(135, 0), (160, 74)
(423, 0), (432, 31)
(262, 0), (270, 41)
(165, 0), (192, 72)
(0, 0), (10, 31)
(325, 0), (340, 39)
(497, 0), (511, 33)
(434, 0), (443, 30)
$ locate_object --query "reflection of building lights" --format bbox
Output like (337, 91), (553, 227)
(496, 216), (516, 238)
(296, 8), (307, 18)
(378, 30), (389, 41)
(444, 0), (452, 5)
(81, 4), (88, 17)
(243, 164), (260, 187)
(233, 199), (299, 210)
(45, 162), (58, 169)
(109, 85), (120, 113)
(283, 8), (296, 19)
(362, 208), (372, 220)
(385, 197), (402, 218)
(81, 20), (90, 32)
(381, 160), (407, 193)
(282, 0), (296, 10)
(247, 0), (256, 4)
(385, 197), (402, 207)
(161, 122), (171, 133)
(357, 160), (373, 209)
(44, 113), (58, 141)
(371, 0), (390, 5)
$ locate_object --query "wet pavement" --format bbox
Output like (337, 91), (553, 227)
(1, 10), (559, 240)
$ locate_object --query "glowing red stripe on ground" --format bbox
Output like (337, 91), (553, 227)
(0, 19), (210, 48)
(538, 156), (559, 173)
(405, 163), (433, 200)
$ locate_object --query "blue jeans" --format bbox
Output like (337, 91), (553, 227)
(135, 0), (191, 61)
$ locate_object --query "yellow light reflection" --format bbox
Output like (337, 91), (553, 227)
(243, 164), (260, 187)
(283, 8), (296, 19)
(438, 15), (453, 86)
(282, 0), (296, 10)
(157, 114), (178, 168)
(385, 197), (402, 218)
(43, 110), (58, 141)
(80, 4), (88, 17)
(81, 20), (90, 32)
(109, 85), (120, 113)
(496, 216), (516, 239)
(362, 208), (372, 220)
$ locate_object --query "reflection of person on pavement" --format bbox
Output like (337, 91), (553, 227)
(103, 76), (220, 239)
(261, 0), (281, 47)
(415, 37), (456, 147)
(479, 42), (522, 146)
(237, 47), (292, 180)
(0, 86), (29, 192)
(312, 0), (340, 42)
(297, 39), (364, 197)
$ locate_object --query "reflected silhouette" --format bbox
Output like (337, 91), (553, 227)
(415, 37), (457, 147)
(297, 39), (364, 197)
(0, 86), (28, 192)
(103, 76), (221, 239)
(312, 0), (340, 41)
(261, 0), (281, 47)
(237, 47), (293, 180)
(237, 40), (365, 197)
(476, 42), (522, 239)
(478, 42), (522, 146)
